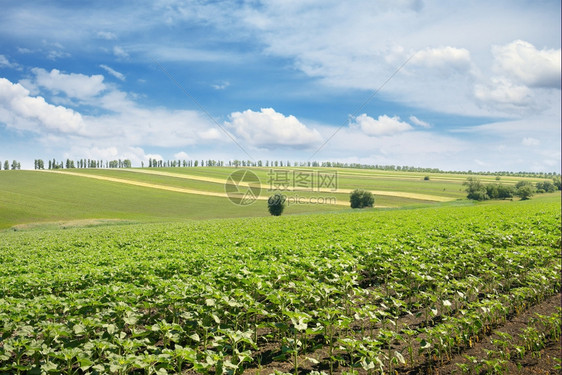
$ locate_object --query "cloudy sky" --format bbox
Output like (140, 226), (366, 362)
(0, 0), (560, 172)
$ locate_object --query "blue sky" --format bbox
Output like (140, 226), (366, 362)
(0, 0), (560, 172)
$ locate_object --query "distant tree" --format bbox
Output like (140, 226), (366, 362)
(350, 189), (375, 208)
(463, 177), (488, 201)
(496, 184), (514, 199)
(11, 160), (18, 170)
(553, 176), (561, 191)
(3, 160), (8, 170)
(515, 181), (536, 200)
(486, 183), (499, 199)
(535, 181), (556, 193)
(268, 193), (286, 216)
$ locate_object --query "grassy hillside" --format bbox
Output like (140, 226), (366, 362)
(0, 167), (556, 230)
(0, 170), (342, 230)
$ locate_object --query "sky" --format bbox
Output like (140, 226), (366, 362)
(0, 0), (560, 172)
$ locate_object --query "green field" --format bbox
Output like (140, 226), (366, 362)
(0, 168), (560, 374)
(0, 194), (560, 374)
(0, 167), (555, 230)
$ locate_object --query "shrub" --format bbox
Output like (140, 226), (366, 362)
(350, 189), (375, 208)
(515, 181), (536, 200)
(552, 176), (561, 190)
(424, 176), (430, 181)
(268, 193), (286, 216)
(496, 184), (514, 199)
(536, 181), (556, 193)
(463, 177), (489, 201)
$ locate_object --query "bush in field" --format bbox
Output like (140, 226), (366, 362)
(485, 184), (515, 199)
(350, 189), (375, 208)
(268, 193), (286, 216)
(496, 184), (515, 199)
(515, 181), (536, 200)
(536, 181), (556, 193)
(463, 177), (488, 201)
(552, 176), (561, 190)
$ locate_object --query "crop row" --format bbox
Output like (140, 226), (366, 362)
(0, 200), (560, 374)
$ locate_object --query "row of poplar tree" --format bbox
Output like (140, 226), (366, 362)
(33, 159), (132, 170)
(1, 160), (21, 170)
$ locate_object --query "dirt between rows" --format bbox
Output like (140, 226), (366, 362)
(235, 293), (561, 375)
(433, 293), (561, 375)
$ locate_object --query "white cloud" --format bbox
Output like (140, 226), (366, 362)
(409, 115), (431, 128)
(30, 68), (106, 99)
(99, 65), (125, 81)
(113, 46), (129, 58)
(226, 108), (322, 148)
(198, 128), (222, 140)
(0, 55), (19, 69)
(522, 137), (540, 146)
(473, 77), (532, 109)
(174, 151), (190, 159)
(410, 46), (471, 71)
(211, 81), (230, 90)
(493, 40), (561, 89)
(352, 114), (412, 136)
(0, 77), (85, 133)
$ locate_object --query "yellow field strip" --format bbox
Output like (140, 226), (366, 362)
(42, 170), (353, 207)
(122, 169), (454, 202)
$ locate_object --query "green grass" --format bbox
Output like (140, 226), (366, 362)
(0, 171), (341, 230)
(0, 167), (558, 230)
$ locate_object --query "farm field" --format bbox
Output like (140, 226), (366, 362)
(1, 167), (556, 230)
(0, 170), (345, 230)
(0, 195), (560, 374)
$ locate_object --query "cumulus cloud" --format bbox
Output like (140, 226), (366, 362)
(493, 40), (561, 89)
(473, 77), (532, 108)
(410, 46), (472, 71)
(409, 115), (431, 128)
(0, 77), (85, 133)
(174, 151), (190, 159)
(226, 108), (322, 148)
(30, 68), (106, 99)
(352, 114), (413, 136)
(99, 64), (125, 81)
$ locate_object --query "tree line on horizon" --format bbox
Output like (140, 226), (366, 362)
(0, 157), (557, 179)
(31, 158), (132, 170)
(1, 160), (21, 170)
